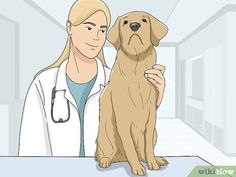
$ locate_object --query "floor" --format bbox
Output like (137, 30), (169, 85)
(155, 119), (236, 165)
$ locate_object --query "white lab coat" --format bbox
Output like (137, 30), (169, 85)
(18, 57), (111, 156)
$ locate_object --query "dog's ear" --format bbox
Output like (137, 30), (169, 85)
(148, 14), (168, 46)
(107, 16), (121, 50)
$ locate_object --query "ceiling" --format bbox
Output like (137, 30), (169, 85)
(30, 0), (179, 26)
(29, 0), (235, 43)
(164, 0), (236, 43)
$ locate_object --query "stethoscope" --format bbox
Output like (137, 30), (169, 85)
(51, 86), (70, 123)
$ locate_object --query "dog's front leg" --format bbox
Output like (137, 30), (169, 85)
(145, 109), (161, 170)
(96, 89), (115, 168)
(116, 119), (146, 176)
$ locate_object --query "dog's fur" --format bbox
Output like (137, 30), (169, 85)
(95, 11), (168, 176)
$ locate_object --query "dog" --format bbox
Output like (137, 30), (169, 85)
(95, 11), (168, 176)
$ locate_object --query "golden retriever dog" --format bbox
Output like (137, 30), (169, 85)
(95, 11), (168, 176)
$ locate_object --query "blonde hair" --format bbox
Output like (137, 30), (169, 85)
(35, 0), (111, 78)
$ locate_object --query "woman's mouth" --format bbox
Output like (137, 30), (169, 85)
(85, 42), (99, 48)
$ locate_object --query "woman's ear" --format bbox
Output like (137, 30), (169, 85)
(148, 14), (168, 46)
(66, 20), (72, 35)
(107, 16), (121, 50)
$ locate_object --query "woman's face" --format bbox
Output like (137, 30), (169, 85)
(68, 11), (108, 59)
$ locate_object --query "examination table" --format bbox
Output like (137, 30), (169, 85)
(0, 156), (211, 177)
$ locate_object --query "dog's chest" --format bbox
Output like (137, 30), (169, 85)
(111, 53), (158, 107)
(128, 76), (157, 107)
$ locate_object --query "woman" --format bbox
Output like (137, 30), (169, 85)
(18, 0), (166, 156)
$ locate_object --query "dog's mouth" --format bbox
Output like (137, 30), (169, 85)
(127, 34), (144, 45)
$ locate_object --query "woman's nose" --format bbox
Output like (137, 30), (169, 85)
(93, 30), (99, 41)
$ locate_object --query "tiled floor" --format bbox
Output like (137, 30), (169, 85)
(155, 119), (236, 165)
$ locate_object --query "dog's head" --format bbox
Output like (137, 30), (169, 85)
(107, 11), (168, 56)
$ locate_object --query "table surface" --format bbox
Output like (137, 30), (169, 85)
(0, 156), (212, 177)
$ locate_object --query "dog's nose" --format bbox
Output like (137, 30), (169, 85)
(130, 22), (141, 32)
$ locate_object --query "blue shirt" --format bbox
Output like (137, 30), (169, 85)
(66, 74), (97, 157)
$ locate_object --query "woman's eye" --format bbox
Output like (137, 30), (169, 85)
(101, 29), (106, 33)
(142, 19), (147, 23)
(86, 27), (92, 30)
(123, 20), (128, 25)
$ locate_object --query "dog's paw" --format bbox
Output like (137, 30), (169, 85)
(147, 158), (161, 170)
(131, 163), (146, 176)
(99, 157), (112, 168)
(155, 156), (169, 166)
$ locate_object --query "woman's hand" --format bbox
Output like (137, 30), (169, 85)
(144, 64), (166, 109)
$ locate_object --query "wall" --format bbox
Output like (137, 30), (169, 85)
(178, 6), (236, 155)
(156, 47), (176, 118)
(178, 12), (226, 152)
(0, 0), (67, 155)
(226, 12), (236, 155)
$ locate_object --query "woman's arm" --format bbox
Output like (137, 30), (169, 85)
(18, 79), (51, 156)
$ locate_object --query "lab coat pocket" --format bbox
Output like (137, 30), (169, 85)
(51, 90), (70, 123)
(47, 100), (81, 156)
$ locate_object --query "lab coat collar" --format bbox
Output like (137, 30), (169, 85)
(55, 57), (106, 109)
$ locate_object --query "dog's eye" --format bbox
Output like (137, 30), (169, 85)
(123, 20), (128, 25)
(142, 19), (147, 23)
